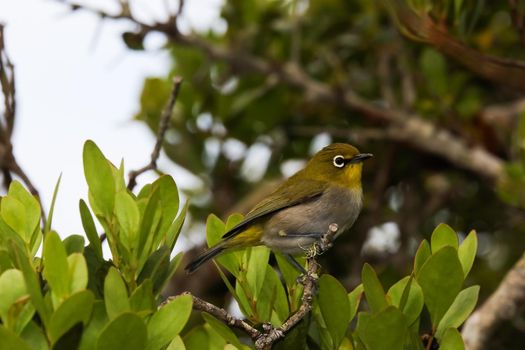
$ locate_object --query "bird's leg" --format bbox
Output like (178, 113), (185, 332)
(285, 254), (307, 275)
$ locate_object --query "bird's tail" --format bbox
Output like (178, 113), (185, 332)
(185, 244), (225, 274)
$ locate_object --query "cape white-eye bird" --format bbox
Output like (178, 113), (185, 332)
(185, 143), (372, 273)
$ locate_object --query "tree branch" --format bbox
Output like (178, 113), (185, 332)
(462, 250), (525, 350)
(127, 76), (183, 191)
(0, 24), (45, 224)
(57, 1), (507, 184)
(170, 224), (339, 350)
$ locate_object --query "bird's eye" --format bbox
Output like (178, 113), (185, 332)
(333, 155), (345, 168)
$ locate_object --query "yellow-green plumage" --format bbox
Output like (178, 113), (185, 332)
(185, 143), (372, 273)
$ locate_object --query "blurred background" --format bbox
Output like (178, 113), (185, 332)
(2, 1), (525, 348)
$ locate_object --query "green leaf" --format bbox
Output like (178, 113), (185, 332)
(206, 214), (241, 275)
(166, 335), (185, 350)
(183, 326), (214, 350)
(104, 267), (130, 319)
(1, 197), (29, 241)
(43, 231), (70, 306)
(114, 191), (140, 251)
(439, 328), (465, 350)
(362, 263), (388, 313)
(0, 269), (27, 325)
(254, 265), (289, 324)
(318, 274), (351, 347)
(10, 241), (51, 327)
(357, 306), (408, 350)
(431, 224), (458, 253)
(96, 313), (147, 350)
(63, 235), (85, 255)
(68, 253), (88, 293)
(83, 140), (116, 217)
(348, 284), (364, 322)
(48, 290), (95, 344)
(5, 181), (41, 243)
(458, 230), (477, 277)
(414, 240), (431, 274)
(137, 187), (161, 260)
(78, 301), (108, 350)
(20, 321), (48, 350)
(166, 200), (188, 251)
(155, 176), (180, 240)
(245, 246), (270, 298)
(206, 214), (226, 247)
(163, 252), (184, 292)
(387, 276), (424, 325)
(45, 173), (62, 233)
(137, 246), (170, 294)
(436, 285), (480, 339)
(146, 294), (192, 350)
(416, 246), (464, 326)
(79, 200), (102, 259)
(202, 312), (243, 348)
(0, 325), (32, 350)
(129, 279), (155, 316)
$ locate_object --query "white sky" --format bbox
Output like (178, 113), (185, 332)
(0, 0), (223, 237)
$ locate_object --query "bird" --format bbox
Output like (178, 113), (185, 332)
(185, 143), (372, 273)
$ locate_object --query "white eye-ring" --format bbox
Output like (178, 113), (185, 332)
(333, 155), (345, 168)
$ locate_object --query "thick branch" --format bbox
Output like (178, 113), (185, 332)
(127, 76), (183, 191)
(462, 251), (525, 350)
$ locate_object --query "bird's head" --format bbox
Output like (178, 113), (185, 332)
(303, 143), (373, 188)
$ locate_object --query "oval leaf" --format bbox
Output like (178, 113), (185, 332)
(439, 328), (465, 350)
(458, 230), (477, 277)
(436, 285), (479, 339)
(362, 263), (388, 313)
(387, 276), (424, 325)
(104, 267), (130, 319)
(96, 313), (147, 350)
(414, 240), (431, 274)
(43, 231), (70, 305)
(359, 306), (408, 350)
(318, 274), (351, 347)
(48, 290), (95, 344)
(431, 224), (458, 253)
(83, 140), (116, 217)
(416, 247), (464, 326)
(146, 294), (192, 350)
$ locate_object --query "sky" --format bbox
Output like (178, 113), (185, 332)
(0, 0), (223, 237)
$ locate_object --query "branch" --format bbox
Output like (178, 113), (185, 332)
(127, 76), (183, 191)
(173, 224), (339, 350)
(59, 1), (506, 184)
(462, 250), (525, 350)
(388, 0), (525, 92)
(0, 24), (45, 223)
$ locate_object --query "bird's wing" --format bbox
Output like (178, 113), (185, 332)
(221, 179), (328, 239)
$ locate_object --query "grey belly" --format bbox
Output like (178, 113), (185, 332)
(261, 187), (362, 255)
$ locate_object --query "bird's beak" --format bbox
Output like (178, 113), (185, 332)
(347, 153), (373, 164)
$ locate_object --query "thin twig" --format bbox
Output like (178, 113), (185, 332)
(173, 224), (339, 350)
(127, 76), (183, 191)
(176, 292), (262, 339)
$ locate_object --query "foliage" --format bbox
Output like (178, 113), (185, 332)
(132, 4), (525, 333)
(192, 218), (478, 349)
(0, 140), (478, 349)
(0, 141), (190, 349)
